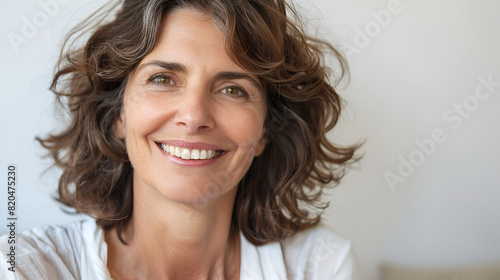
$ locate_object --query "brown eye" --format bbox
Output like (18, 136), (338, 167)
(222, 86), (245, 96)
(150, 74), (175, 85)
(227, 87), (239, 95)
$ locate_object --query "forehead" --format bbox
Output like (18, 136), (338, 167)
(162, 8), (216, 38)
(135, 8), (245, 74)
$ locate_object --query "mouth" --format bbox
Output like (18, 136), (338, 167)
(157, 143), (225, 160)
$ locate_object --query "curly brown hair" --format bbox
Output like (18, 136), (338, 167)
(38, 0), (359, 245)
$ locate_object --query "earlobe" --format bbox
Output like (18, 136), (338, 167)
(114, 113), (126, 139)
(254, 131), (267, 157)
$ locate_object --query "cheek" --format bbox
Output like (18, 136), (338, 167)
(123, 93), (170, 138)
(225, 107), (266, 153)
(120, 103), (159, 164)
(237, 106), (264, 131)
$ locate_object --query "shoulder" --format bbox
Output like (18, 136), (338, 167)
(0, 219), (102, 280)
(280, 224), (359, 280)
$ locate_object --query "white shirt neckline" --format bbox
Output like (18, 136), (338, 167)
(82, 219), (289, 279)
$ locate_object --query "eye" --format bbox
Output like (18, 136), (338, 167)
(221, 86), (246, 97)
(149, 74), (176, 86)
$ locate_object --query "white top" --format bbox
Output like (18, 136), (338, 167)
(0, 219), (358, 279)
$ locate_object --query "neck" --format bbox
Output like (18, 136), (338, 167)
(105, 173), (240, 280)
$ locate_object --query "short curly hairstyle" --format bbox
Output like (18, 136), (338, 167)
(39, 0), (359, 245)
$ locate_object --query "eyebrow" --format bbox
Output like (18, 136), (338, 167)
(137, 60), (262, 90)
(137, 60), (187, 73)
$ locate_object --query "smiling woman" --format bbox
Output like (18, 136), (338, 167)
(0, 0), (359, 279)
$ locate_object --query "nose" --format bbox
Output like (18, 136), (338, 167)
(174, 86), (215, 133)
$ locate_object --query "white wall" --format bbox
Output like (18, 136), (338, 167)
(1, 1), (499, 279)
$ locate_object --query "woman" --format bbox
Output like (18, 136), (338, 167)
(1, 0), (359, 279)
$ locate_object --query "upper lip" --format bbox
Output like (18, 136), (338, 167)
(156, 140), (225, 151)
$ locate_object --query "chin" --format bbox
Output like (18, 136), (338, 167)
(147, 176), (236, 208)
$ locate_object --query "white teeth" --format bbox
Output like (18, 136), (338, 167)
(200, 150), (207, 160)
(181, 148), (190, 159)
(160, 144), (222, 160)
(191, 149), (200, 159)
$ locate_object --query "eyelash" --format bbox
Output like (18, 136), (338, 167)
(147, 73), (249, 97)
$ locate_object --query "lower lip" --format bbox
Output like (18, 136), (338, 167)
(157, 144), (225, 167)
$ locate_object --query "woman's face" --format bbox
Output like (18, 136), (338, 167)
(116, 8), (267, 206)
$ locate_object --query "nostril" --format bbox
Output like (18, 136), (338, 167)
(174, 116), (215, 132)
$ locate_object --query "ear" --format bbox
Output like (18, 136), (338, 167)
(114, 111), (126, 139)
(254, 130), (267, 157)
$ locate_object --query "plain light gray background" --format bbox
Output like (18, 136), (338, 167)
(1, 0), (500, 279)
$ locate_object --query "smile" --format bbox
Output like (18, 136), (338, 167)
(160, 143), (224, 160)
